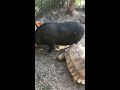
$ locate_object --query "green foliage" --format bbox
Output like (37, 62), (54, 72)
(39, 84), (51, 90)
(75, 0), (85, 7)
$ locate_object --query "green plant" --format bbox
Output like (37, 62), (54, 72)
(75, 0), (85, 7)
(40, 84), (51, 90)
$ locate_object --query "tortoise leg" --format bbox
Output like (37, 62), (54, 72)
(81, 79), (85, 84)
(77, 78), (85, 85)
(56, 53), (65, 61)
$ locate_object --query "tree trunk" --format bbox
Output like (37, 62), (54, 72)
(66, 0), (76, 16)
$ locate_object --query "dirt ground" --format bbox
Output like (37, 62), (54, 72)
(35, 7), (85, 90)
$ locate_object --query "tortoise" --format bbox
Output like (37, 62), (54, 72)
(56, 43), (85, 84)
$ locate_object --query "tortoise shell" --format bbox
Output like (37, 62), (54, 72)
(64, 44), (85, 84)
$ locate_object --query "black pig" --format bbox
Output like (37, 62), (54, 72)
(35, 21), (84, 52)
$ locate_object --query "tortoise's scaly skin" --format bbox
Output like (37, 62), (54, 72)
(58, 43), (85, 84)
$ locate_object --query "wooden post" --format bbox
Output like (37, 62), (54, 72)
(67, 0), (69, 7)
(80, 0), (81, 7)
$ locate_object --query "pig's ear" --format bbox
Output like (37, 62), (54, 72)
(36, 21), (42, 27)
